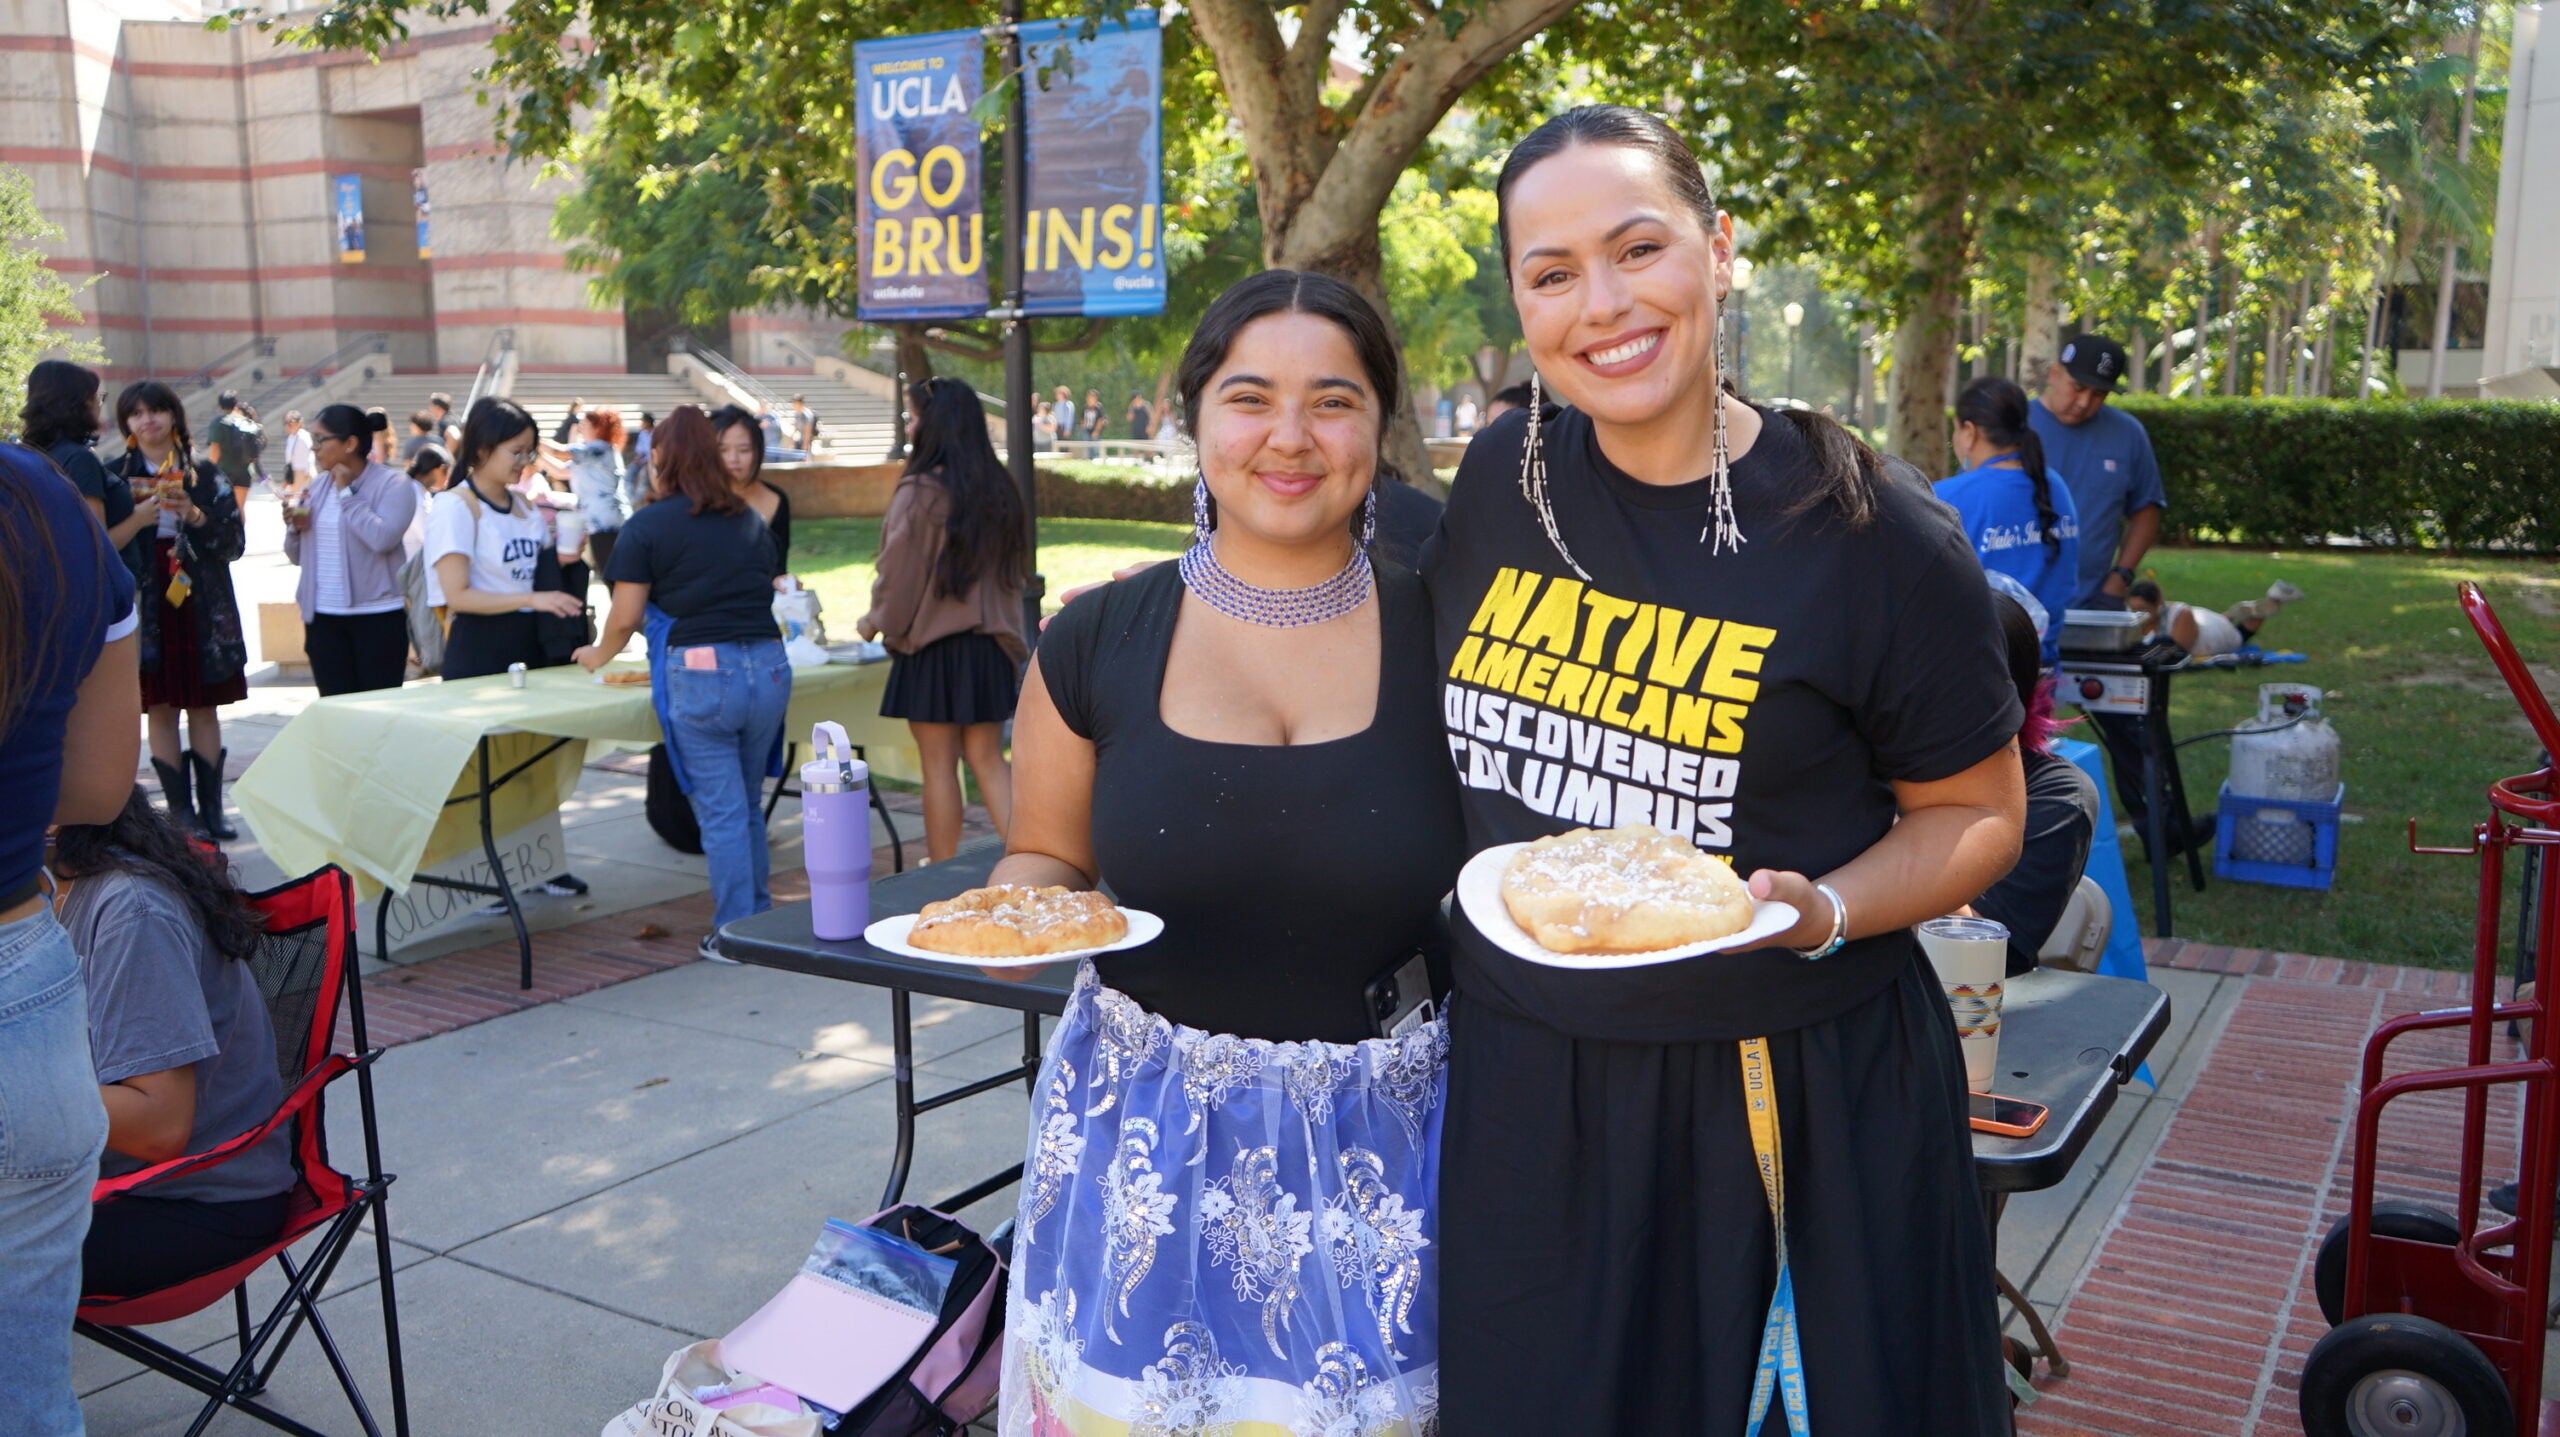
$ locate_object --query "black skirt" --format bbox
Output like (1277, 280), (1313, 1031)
(440, 610), (548, 682)
(1436, 954), (2008, 1435)
(879, 631), (1019, 725)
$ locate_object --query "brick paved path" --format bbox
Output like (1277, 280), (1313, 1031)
(2021, 939), (2536, 1436)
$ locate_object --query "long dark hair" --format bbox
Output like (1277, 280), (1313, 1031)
(20, 359), (101, 452)
(1992, 592), (2062, 755)
(0, 445), (68, 737)
(707, 404), (767, 490)
(113, 379), (194, 469)
(454, 397), (537, 486)
(1495, 105), (1885, 529)
(53, 787), (267, 962)
(314, 402), (390, 456)
(1956, 376), (2061, 554)
(903, 377), (1026, 596)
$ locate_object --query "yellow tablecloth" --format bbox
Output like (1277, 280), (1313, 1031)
(234, 661), (912, 894)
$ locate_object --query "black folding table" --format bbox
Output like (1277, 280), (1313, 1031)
(720, 858), (2170, 1370)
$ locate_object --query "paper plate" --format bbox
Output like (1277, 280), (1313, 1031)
(1455, 842), (1800, 970)
(863, 907), (1163, 968)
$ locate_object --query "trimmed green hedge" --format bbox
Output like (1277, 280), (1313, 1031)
(1033, 460), (1192, 525)
(2114, 397), (2560, 554)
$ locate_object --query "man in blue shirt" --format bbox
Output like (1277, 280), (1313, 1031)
(2028, 335), (2164, 608)
(2028, 334), (2183, 853)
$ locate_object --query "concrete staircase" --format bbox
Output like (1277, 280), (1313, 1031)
(751, 370), (903, 462)
(504, 373), (705, 443)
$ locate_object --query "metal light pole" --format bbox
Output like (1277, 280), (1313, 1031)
(996, 0), (1041, 644)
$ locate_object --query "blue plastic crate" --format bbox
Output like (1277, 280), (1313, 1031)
(2213, 783), (2344, 891)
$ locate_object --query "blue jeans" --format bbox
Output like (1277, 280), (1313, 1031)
(666, 639), (793, 931)
(0, 908), (108, 1436)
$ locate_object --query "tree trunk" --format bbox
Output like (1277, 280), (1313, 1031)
(1887, 152), (1972, 476)
(2021, 255), (2061, 381)
(2159, 313), (2177, 393)
(1852, 322), (1876, 430)
(2262, 307), (2282, 396)
(2128, 322), (2147, 394)
(2359, 205), (2396, 400)
(1186, 0), (1577, 498)
(2427, 7), (2487, 398)
(892, 323), (935, 387)
(2222, 295), (2242, 395)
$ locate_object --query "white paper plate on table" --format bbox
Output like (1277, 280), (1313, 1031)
(862, 907), (1163, 968)
(1455, 842), (1800, 970)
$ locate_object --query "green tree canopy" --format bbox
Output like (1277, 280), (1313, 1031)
(0, 165), (98, 414)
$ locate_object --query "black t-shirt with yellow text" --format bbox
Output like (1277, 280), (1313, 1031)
(1422, 404), (2021, 1044)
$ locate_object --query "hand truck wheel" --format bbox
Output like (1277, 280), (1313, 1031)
(2315, 1199), (2464, 1325)
(2299, 1313), (2514, 1437)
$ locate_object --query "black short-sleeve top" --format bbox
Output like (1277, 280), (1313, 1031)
(1036, 559), (1467, 1043)
(1422, 404), (2022, 1044)
(605, 496), (782, 647)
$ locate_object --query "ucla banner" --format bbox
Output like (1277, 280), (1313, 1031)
(333, 175), (365, 264)
(1019, 10), (1164, 317)
(855, 28), (986, 321)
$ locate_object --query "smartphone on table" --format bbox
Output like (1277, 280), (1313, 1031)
(1968, 1092), (2049, 1138)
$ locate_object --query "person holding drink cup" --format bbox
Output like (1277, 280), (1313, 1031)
(283, 404), (417, 696)
(111, 381), (248, 845)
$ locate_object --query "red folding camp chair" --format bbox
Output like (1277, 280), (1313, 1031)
(76, 864), (410, 1437)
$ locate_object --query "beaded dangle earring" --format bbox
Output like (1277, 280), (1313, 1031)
(1191, 474), (1213, 546)
(1359, 485), (1379, 550)
(1703, 291), (1744, 555)
(1516, 372), (1591, 581)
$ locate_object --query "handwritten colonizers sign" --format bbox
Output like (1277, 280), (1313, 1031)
(853, 12), (1164, 321)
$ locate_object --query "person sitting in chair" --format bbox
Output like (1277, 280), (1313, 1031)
(1973, 591), (2100, 976)
(50, 790), (292, 1296)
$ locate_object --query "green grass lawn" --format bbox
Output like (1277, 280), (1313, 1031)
(798, 520), (2554, 967)
(794, 517), (1190, 627)
(2113, 548), (2560, 968)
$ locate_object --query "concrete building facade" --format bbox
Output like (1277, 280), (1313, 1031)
(2482, 2), (2560, 397)
(4, 0), (848, 386)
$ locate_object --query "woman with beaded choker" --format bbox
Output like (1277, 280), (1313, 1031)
(991, 270), (1465, 1435)
(1427, 105), (2026, 1434)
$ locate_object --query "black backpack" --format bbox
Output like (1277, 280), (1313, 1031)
(644, 744), (704, 854)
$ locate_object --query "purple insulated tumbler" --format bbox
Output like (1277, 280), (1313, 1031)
(801, 721), (872, 941)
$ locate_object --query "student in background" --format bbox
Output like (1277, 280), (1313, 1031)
(710, 404), (793, 583)
(1969, 591), (2099, 974)
(397, 410), (439, 465)
(205, 390), (262, 510)
(0, 437), (139, 1437)
(112, 381), (248, 843)
(862, 377), (1028, 862)
(576, 407), (792, 959)
(51, 790), (295, 1295)
(281, 410), (318, 496)
(1939, 376), (2079, 667)
(284, 405), (417, 696)
(22, 360), (156, 562)
(426, 397), (593, 901)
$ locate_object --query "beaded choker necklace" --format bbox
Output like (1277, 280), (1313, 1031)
(1178, 538), (1373, 628)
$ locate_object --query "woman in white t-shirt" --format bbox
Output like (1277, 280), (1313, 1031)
(424, 398), (594, 900)
(538, 406), (628, 589)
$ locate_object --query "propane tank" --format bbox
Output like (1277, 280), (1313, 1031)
(2228, 684), (2340, 802)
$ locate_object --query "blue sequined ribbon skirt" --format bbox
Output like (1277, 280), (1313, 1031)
(1000, 966), (1446, 1436)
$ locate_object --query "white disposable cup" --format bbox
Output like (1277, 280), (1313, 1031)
(553, 507), (586, 556)
(1917, 916), (2009, 1092)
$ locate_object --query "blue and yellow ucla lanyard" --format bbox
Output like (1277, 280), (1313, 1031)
(1741, 1035), (1811, 1436)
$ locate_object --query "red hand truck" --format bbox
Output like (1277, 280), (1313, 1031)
(2298, 583), (2560, 1437)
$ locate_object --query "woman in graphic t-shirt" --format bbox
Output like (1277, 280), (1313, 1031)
(1939, 376), (2079, 667)
(1425, 107), (2026, 1435)
(423, 396), (595, 901)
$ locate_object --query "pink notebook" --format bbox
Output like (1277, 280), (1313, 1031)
(723, 1269), (938, 1412)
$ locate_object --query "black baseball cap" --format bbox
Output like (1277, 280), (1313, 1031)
(2058, 335), (2128, 392)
